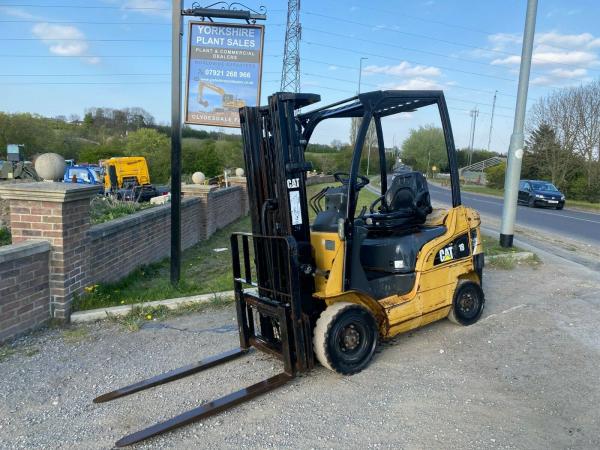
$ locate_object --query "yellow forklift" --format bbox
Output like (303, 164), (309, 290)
(95, 90), (485, 446)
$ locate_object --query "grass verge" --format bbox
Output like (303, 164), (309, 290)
(74, 216), (251, 311)
(106, 294), (234, 332)
(482, 233), (542, 269)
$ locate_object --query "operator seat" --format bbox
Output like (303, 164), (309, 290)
(364, 171), (433, 229)
(354, 171), (445, 299)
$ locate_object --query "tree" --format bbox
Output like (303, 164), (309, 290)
(400, 125), (447, 175)
(523, 123), (574, 189)
(125, 128), (170, 183)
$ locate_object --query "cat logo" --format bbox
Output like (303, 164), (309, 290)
(287, 178), (300, 189)
(439, 246), (454, 262)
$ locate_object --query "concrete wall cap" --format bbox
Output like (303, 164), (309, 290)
(0, 182), (99, 203)
(181, 184), (218, 193)
(209, 185), (241, 198)
(0, 240), (51, 264)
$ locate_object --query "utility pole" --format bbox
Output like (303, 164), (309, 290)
(281, 0), (301, 92)
(500, 0), (538, 247)
(359, 57), (371, 174)
(468, 107), (479, 166)
(170, 0), (183, 284)
(487, 90), (497, 152)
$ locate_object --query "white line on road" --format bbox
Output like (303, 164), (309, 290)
(523, 208), (600, 225)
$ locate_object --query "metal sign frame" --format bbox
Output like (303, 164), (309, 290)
(183, 21), (265, 128)
(170, 2), (267, 284)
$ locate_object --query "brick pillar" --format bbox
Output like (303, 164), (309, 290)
(181, 184), (217, 240)
(0, 182), (98, 321)
(228, 176), (249, 215)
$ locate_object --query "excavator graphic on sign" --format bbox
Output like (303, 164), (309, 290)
(197, 81), (246, 112)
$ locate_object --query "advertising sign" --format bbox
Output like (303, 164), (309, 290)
(185, 22), (264, 128)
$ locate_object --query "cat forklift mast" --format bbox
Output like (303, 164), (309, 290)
(94, 90), (485, 447)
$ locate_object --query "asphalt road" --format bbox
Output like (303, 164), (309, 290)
(427, 183), (600, 247)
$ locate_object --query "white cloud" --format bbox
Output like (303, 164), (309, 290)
(548, 68), (587, 78)
(0, 6), (39, 20)
(484, 31), (599, 87)
(391, 78), (441, 90)
(365, 61), (441, 78)
(31, 23), (99, 64)
(491, 50), (597, 67)
(537, 32), (600, 49)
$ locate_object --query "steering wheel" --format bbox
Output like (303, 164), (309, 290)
(333, 172), (370, 189)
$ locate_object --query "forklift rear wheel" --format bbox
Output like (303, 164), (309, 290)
(448, 282), (485, 326)
(313, 302), (378, 375)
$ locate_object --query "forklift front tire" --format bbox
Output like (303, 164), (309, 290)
(448, 281), (485, 326)
(313, 302), (378, 375)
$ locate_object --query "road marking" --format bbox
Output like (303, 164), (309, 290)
(525, 208), (600, 225)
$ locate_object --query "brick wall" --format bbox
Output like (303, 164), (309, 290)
(0, 181), (248, 332)
(0, 241), (51, 342)
(87, 186), (246, 285)
(87, 198), (202, 285)
(206, 187), (244, 238)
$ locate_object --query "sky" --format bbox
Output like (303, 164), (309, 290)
(1, 0), (599, 153)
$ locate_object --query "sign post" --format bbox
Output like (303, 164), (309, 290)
(170, 2), (266, 285)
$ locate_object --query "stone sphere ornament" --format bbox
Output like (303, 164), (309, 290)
(191, 172), (205, 185)
(35, 153), (65, 181)
(235, 168), (245, 177)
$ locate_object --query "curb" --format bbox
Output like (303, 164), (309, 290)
(71, 290), (235, 323)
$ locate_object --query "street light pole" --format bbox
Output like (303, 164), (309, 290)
(358, 57), (368, 94)
(500, 0), (538, 248)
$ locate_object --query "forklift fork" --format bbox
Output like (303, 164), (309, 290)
(93, 233), (311, 447)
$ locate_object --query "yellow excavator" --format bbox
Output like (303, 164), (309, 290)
(197, 81), (246, 111)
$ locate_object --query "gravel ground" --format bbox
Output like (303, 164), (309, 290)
(1, 253), (600, 449)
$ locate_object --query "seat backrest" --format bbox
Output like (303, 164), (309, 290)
(384, 171), (432, 220)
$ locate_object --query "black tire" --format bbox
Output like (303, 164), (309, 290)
(528, 196), (536, 208)
(448, 282), (485, 326)
(313, 302), (378, 375)
(556, 205), (564, 210)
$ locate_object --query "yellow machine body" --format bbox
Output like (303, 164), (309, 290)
(101, 156), (151, 190)
(311, 204), (483, 339)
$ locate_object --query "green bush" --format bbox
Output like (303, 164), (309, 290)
(485, 162), (506, 189)
(567, 175), (600, 203)
(90, 196), (154, 225)
(0, 227), (11, 246)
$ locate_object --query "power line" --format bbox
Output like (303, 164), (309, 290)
(0, 72), (170, 76)
(302, 26), (574, 79)
(303, 71), (513, 110)
(304, 11), (600, 74)
(0, 19), (170, 25)
(302, 56), (520, 99)
(304, 41), (517, 83)
(0, 71), (281, 76)
(0, 3), (170, 10)
(339, 4), (597, 55)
